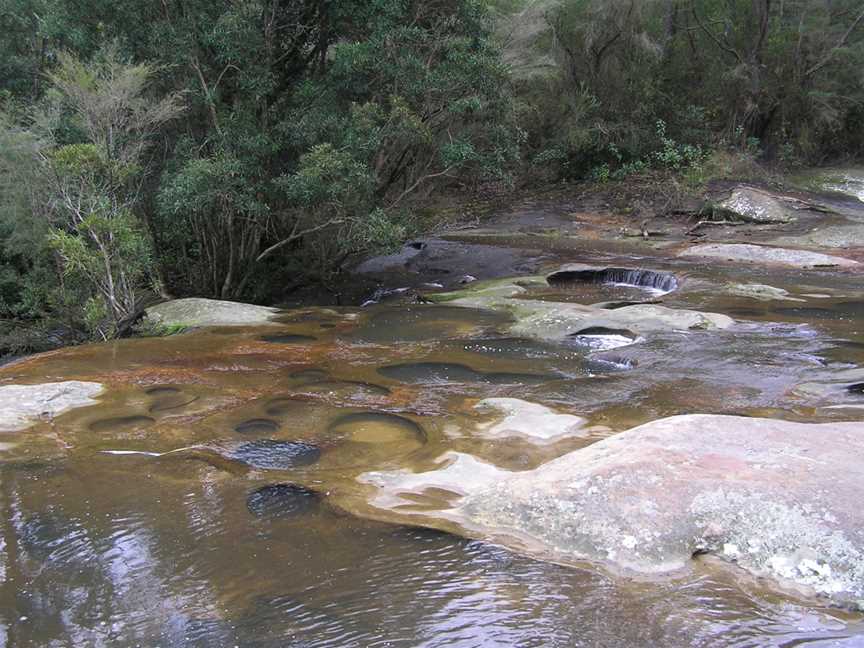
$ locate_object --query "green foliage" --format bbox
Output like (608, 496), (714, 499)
(0, 47), (180, 341)
(147, 0), (520, 300)
(524, 0), (864, 180)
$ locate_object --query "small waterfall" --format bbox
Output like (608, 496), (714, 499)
(547, 267), (678, 293)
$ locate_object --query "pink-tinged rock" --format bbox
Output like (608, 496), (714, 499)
(362, 413), (864, 608)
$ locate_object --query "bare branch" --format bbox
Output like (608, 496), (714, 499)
(805, 6), (864, 78)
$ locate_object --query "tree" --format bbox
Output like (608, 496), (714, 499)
(527, 0), (864, 178)
(156, 0), (520, 300)
(0, 48), (183, 337)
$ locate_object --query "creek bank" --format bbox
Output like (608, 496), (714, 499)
(361, 411), (864, 610)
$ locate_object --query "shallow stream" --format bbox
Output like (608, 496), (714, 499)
(1, 254), (864, 646)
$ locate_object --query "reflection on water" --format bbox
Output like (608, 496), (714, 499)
(1, 262), (864, 646)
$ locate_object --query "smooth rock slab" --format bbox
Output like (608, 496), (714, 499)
(506, 301), (733, 340)
(474, 398), (588, 443)
(680, 243), (859, 269)
(437, 278), (733, 341)
(0, 381), (104, 431)
(362, 414), (864, 609)
(724, 283), (804, 302)
(145, 298), (281, 328)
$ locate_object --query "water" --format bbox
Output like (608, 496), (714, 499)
(0, 256), (863, 646)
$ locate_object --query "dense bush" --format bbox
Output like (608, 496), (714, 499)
(514, 0), (864, 180)
(0, 0), (520, 345)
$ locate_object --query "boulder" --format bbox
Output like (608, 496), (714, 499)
(0, 381), (104, 431)
(144, 298), (281, 328)
(361, 413), (864, 609)
(715, 187), (795, 224)
(680, 243), (859, 269)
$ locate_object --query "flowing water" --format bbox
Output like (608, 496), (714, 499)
(1, 255), (864, 647)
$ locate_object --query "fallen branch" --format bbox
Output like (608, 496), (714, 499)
(686, 220), (741, 235)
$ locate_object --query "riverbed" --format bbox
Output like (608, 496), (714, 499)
(1, 180), (864, 646)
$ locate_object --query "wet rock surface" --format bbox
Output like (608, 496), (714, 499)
(472, 398), (588, 443)
(89, 415), (155, 433)
(433, 273), (733, 342)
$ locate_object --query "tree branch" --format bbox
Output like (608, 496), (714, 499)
(805, 6), (864, 78)
(690, 2), (743, 64)
(254, 218), (343, 263)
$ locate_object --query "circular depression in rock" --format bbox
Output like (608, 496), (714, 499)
(264, 397), (310, 417)
(377, 362), (556, 385)
(547, 267), (678, 293)
(145, 386), (199, 413)
(351, 305), (509, 343)
(567, 327), (639, 351)
(234, 418), (281, 435)
(145, 386), (181, 397)
(329, 412), (426, 444)
(290, 368), (329, 381)
(230, 440), (321, 470)
(246, 483), (320, 518)
(295, 380), (391, 399)
(89, 415), (155, 433)
(259, 333), (317, 344)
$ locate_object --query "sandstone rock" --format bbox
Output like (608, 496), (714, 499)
(771, 224), (864, 250)
(725, 283), (804, 302)
(0, 381), (104, 431)
(680, 243), (858, 268)
(362, 414), (864, 609)
(145, 298), (281, 328)
(817, 170), (864, 203)
(435, 276), (732, 342)
(473, 398), (588, 443)
(715, 187), (795, 224)
(505, 300), (733, 340)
